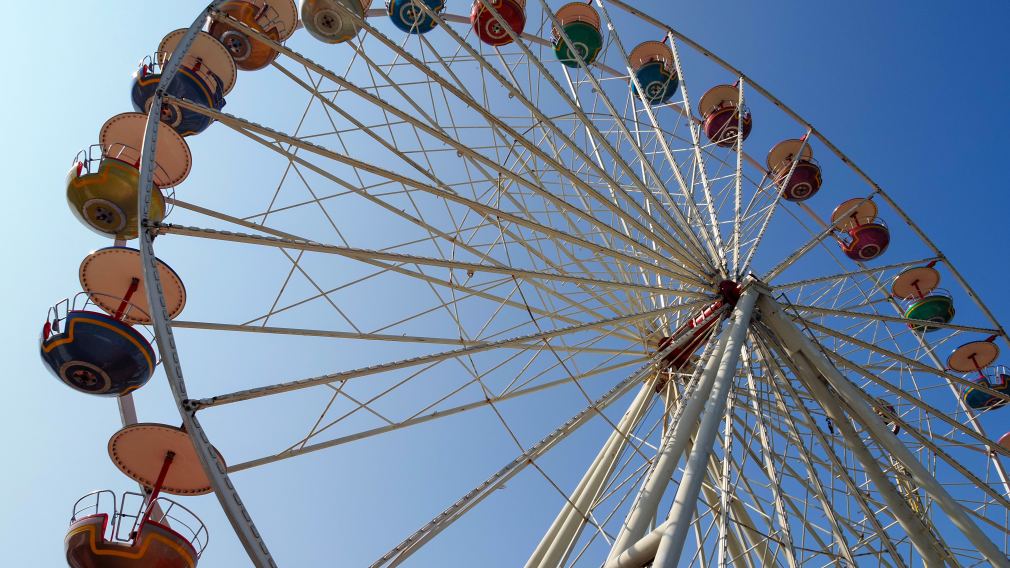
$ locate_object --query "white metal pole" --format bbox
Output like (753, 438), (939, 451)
(651, 287), (757, 567)
(739, 349), (800, 568)
(760, 324), (946, 566)
(117, 393), (138, 425)
(654, 380), (757, 568)
(374, 353), (669, 567)
(117, 393), (167, 523)
(606, 329), (730, 559)
(527, 309), (726, 568)
(524, 380), (657, 568)
(758, 295), (1010, 568)
(604, 489), (767, 568)
(526, 340), (704, 567)
(715, 384), (735, 568)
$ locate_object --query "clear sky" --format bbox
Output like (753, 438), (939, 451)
(2, 1), (1009, 566)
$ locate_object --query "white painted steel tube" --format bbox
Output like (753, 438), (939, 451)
(605, 329), (730, 560)
(651, 287), (757, 567)
(758, 295), (1009, 568)
(523, 381), (656, 568)
(526, 309), (725, 568)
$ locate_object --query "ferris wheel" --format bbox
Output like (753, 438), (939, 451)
(41, 0), (1010, 566)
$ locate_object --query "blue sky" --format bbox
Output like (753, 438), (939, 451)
(2, 1), (1009, 566)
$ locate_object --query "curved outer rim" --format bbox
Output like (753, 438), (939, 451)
(136, 2), (277, 567)
(133, 2), (1010, 566)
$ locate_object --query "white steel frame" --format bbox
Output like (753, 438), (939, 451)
(118, 1), (1010, 566)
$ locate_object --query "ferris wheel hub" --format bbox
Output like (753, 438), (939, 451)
(717, 279), (742, 307)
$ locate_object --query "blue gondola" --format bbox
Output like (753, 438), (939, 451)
(40, 309), (155, 396)
(131, 59), (226, 137)
(387, 0), (445, 34)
